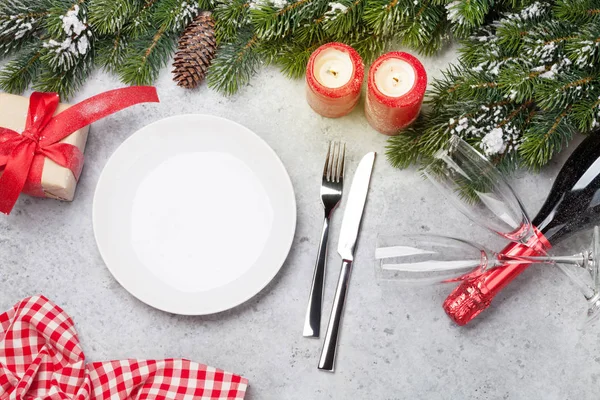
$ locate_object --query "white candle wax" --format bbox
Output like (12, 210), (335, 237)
(374, 58), (416, 97)
(313, 48), (354, 89)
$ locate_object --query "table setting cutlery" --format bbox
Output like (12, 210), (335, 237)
(312, 151), (376, 372)
(304, 141), (346, 338)
(302, 143), (377, 372)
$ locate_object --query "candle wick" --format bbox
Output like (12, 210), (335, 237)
(392, 76), (400, 85)
(327, 68), (338, 77)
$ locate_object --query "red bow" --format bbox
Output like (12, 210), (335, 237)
(0, 87), (159, 214)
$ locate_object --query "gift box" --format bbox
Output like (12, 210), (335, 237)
(0, 87), (160, 214)
(0, 93), (89, 201)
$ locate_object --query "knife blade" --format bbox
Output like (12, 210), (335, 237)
(337, 152), (376, 261)
(318, 152), (376, 372)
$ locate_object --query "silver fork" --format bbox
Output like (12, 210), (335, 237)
(303, 141), (345, 338)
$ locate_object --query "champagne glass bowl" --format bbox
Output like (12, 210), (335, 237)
(423, 135), (533, 242)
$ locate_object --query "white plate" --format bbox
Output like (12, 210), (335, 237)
(93, 115), (296, 315)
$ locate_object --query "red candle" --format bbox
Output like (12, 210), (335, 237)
(306, 42), (364, 118)
(365, 52), (427, 135)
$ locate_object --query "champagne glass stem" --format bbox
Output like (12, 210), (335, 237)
(498, 253), (589, 267)
(498, 252), (597, 300)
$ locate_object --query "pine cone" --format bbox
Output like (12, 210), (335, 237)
(172, 11), (216, 89)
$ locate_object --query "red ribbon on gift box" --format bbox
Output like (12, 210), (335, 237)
(0, 86), (160, 215)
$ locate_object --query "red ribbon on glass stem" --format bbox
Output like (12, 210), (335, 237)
(0, 86), (159, 215)
(443, 226), (551, 325)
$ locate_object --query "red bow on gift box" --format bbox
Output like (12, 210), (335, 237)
(0, 87), (160, 215)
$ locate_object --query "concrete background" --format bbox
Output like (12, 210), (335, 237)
(1, 45), (598, 399)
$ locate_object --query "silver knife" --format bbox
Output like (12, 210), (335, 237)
(318, 152), (376, 372)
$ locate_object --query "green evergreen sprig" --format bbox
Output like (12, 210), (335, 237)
(323, 0), (364, 36)
(213, 0), (250, 42)
(0, 44), (43, 93)
(0, 0), (207, 98)
(0, 0), (546, 97)
(118, 27), (177, 85)
(207, 31), (262, 94)
(96, 32), (128, 72)
(387, 0), (600, 172)
(0, 1), (49, 53)
(88, 0), (140, 34)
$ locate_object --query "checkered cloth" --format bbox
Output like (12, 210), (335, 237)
(0, 296), (248, 399)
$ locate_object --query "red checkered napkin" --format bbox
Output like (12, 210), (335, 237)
(0, 296), (248, 399)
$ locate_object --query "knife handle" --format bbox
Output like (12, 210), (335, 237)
(318, 259), (353, 372)
(303, 217), (330, 337)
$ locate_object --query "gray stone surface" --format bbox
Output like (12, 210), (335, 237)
(1, 46), (599, 399)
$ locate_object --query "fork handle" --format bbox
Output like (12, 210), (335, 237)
(318, 259), (353, 372)
(303, 216), (330, 338)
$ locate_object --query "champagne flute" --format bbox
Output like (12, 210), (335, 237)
(423, 135), (535, 243)
(376, 229), (600, 326)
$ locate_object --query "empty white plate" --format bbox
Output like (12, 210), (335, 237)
(93, 115), (296, 315)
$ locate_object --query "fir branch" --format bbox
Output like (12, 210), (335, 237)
(0, 44), (43, 93)
(418, 119), (453, 155)
(293, 12), (327, 44)
(198, 0), (216, 8)
(251, 0), (326, 40)
(276, 41), (320, 78)
(213, 0), (251, 42)
(122, 0), (159, 38)
(255, 37), (283, 63)
(45, 0), (86, 37)
(427, 64), (468, 111)
(386, 116), (429, 168)
(96, 32), (128, 72)
(521, 19), (578, 66)
(554, 0), (600, 24)
(446, 0), (492, 39)
(565, 22), (600, 68)
(33, 54), (93, 99)
(519, 108), (576, 169)
(497, 62), (541, 103)
(88, 0), (141, 35)
(117, 26), (177, 85)
(153, 0), (202, 33)
(363, 0), (408, 36)
(43, 1), (93, 72)
(399, 2), (449, 55)
(207, 32), (262, 95)
(495, 2), (553, 53)
(0, 1), (49, 54)
(346, 28), (387, 63)
(536, 73), (598, 111)
(499, 99), (534, 125)
(323, 0), (365, 37)
(572, 94), (600, 131)
(461, 27), (501, 66)
(450, 72), (502, 103)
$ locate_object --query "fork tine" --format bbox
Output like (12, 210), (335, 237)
(338, 143), (346, 181)
(331, 141), (340, 182)
(323, 141), (331, 179)
(334, 142), (341, 183)
(327, 142), (336, 181)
